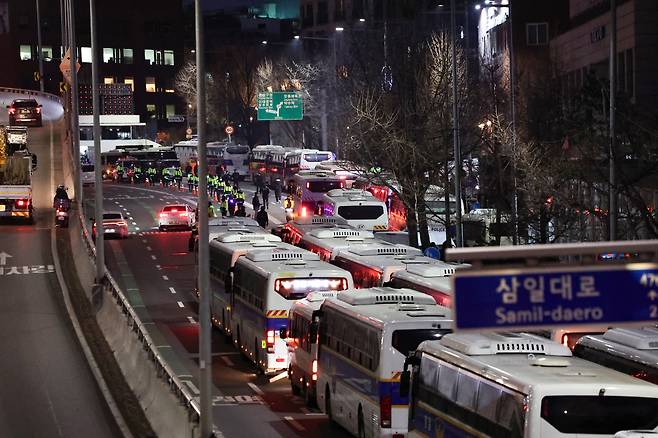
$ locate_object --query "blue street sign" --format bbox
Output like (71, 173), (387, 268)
(452, 263), (658, 331)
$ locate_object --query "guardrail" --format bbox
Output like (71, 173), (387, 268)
(77, 208), (201, 429)
(0, 86), (63, 106)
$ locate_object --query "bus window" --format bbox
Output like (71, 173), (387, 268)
(307, 180), (343, 192)
(337, 205), (384, 220)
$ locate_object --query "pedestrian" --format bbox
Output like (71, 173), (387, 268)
(256, 206), (269, 228)
(235, 205), (246, 217)
(440, 238), (456, 262)
(251, 193), (261, 212)
(254, 173), (263, 194)
(232, 170), (240, 185)
(272, 178), (282, 202)
(423, 242), (440, 260)
(262, 186), (270, 209)
(220, 196), (228, 217)
(227, 196), (236, 217)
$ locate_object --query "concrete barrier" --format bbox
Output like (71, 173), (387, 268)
(68, 210), (201, 438)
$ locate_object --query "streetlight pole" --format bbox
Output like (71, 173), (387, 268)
(66, 0), (82, 202)
(35, 0), (44, 92)
(609, 0), (617, 241)
(195, 0), (212, 436)
(508, 0), (519, 245)
(90, 0), (104, 283)
(450, 0), (463, 248)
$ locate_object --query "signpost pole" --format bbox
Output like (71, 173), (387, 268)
(90, 0), (104, 284)
(66, 0), (81, 203)
(35, 0), (44, 92)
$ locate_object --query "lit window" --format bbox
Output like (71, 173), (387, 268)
(104, 77), (115, 85)
(123, 48), (133, 64)
(19, 45), (32, 60)
(103, 48), (114, 63)
(124, 77), (134, 91)
(146, 104), (157, 118)
(144, 49), (155, 65)
(166, 104), (176, 118)
(164, 50), (175, 66)
(40, 46), (53, 61)
(145, 77), (156, 93)
(526, 23), (548, 46)
(81, 47), (92, 63)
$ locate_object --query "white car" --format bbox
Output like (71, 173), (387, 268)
(158, 204), (195, 231)
(81, 164), (95, 186)
(93, 211), (129, 239)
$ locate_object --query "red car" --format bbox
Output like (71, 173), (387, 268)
(7, 99), (42, 127)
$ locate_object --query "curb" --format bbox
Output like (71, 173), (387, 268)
(50, 226), (134, 438)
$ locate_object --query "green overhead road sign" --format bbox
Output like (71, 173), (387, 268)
(257, 92), (303, 121)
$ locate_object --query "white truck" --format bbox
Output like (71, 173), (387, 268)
(0, 126), (33, 223)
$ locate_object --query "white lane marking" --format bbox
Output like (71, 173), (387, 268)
(142, 239), (147, 243)
(150, 254), (157, 260)
(118, 204), (123, 207)
(131, 221), (137, 225)
(162, 275), (169, 280)
(247, 382), (264, 396)
(187, 316), (197, 324)
(304, 413), (326, 417)
(177, 301), (185, 308)
(146, 246), (152, 251)
(284, 416), (305, 432)
(169, 287), (176, 294)
(135, 226), (140, 231)
(115, 201), (120, 204)
(269, 371), (288, 383)
(155, 264), (161, 270)
(122, 208), (128, 211)
(220, 356), (234, 367)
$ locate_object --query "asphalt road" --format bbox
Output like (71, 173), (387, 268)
(90, 181), (350, 438)
(0, 92), (119, 437)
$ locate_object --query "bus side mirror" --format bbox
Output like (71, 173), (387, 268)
(279, 328), (288, 339)
(399, 370), (411, 398)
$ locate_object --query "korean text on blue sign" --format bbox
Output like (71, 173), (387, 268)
(452, 264), (658, 331)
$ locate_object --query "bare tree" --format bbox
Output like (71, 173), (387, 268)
(174, 61), (221, 132)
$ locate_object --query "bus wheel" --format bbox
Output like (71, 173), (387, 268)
(358, 406), (365, 438)
(325, 386), (333, 421)
(290, 369), (301, 396)
(304, 380), (315, 407)
(254, 339), (260, 370)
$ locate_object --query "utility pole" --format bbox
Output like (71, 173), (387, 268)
(90, 0), (104, 283)
(66, 0), (81, 202)
(195, 0), (212, 436)
(35, 0), (44, 92)
(508, 0), (519, 245)
(450, 0), (463, 247)
(609, 0), (617, 241)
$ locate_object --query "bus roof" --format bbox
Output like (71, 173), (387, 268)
(292, 170), (339, 181)
(323, 287), (452, 328)
(391, 260), (469, 288)
(212, 231), (281, 244)
(289, 291), (340, 319)
(577, 328), (658, 367)
(418, 332), (658, 397)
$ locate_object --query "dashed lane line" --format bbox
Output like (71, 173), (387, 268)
(142, 239), (147, 243)
(247, 382), (264, 396)
(150, 254), (157, 260)
(162, 275), (169, 280)
(177, 301), (185, 308)
(187, 316), (197, 324)
(169, 287), (176, 294)
(284, 416), (305, 432)
(146, 246), (152, 251)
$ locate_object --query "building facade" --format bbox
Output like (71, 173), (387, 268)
(0, 0), (185, 138)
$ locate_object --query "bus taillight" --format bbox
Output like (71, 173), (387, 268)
(380, 394), (392, 428)
(312, 359), (318, 381)
(266, 330), (275, 353)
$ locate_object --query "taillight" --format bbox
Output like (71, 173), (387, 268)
(312, 359), (318, 381)
(306, 182), (310, 189)
(179, 212), (188, 218)
(561, 333), (569, 348)
(266, 330), (275, 353)
(301, 206), (308, 217)
(15, 199), (28, 208)
(8, 107), (15, 114)
(259, 167), (266, 172)
(35, 106), (41, 114)
(159, 212), (167, 218)
(380, 395), (392, 428)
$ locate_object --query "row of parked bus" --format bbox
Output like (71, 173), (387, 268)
(201, 216), (658, 438)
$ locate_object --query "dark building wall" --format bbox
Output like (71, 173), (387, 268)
(0, 0), (185, 136)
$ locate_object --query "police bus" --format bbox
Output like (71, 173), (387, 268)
(230, 243), (354, 374)
(331, 242), (424, 288)
(388, 261), (466, 307)
(315, 287), (453, 438)
(574, 328), (658, 385)
(208, 231), (282, 334)
(299, 227), (376, 261)
(222, 144), (250, 180)
(278, 216), (349, 245)
(286, 291), (339, 406)
(401, 332), (658, 438)
(249, 144), (284, 181)
(290, 170), (345, 220)
(319, 188), (389, 231)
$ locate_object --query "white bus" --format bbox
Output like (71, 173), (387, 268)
(248, 144), (284, 181)
(319, 188), (389, 231)
(230, 243), (354, 374)
(279, 215), (349, 245)
(316, 287), (453, 438)
(388, 261), (466, 308)
(290, 170), (345, 220)
(299, 227), (376, 261)
(315, 159), (359, 181)
(222, 144), (250, 180)
(401, 332), (658, 438)
(331, 242), (424, 288)
(287, 291), (339, 406)
(574, 328), (658, 385)
(286, 149), (336, 172)
(209, 231), (282, 334)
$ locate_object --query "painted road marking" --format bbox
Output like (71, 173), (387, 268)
(220, 356), (234, 367)
(0, 251), (13, 265)
(183, 380), (200, 395)
(169, 287), (176, 294)
(118, 204), (123, 208)
(210, 395), (264, 406)
(150, 254), (157, 260)
(135, 227), (140, 231)
(155, 264), (161, 270)
(131, 222), (137, 226)
(146, 246), (152, 251)
(247, 382), (264, 396)
(187, 316), (196, 324)
(284, 416), (306, 432)
(0, 265), (55, 276)
(162, 275), (169, 280)
(177, 301), (184, 308)
(269, 371), (288, 383)
(142, 239), (147, 243)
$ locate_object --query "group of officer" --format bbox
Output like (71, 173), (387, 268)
(113, 162), (184, 189)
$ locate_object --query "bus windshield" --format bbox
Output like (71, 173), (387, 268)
(303, 153), (333, 162)
(425, 200), (458, 215)
(392, 329), (451, 356)
(540, 396), (658, 434)
(226, 145), (250, 154)
(308, 180), (343, 193)
(274, 277), (348, 300)
(338, 205), (384, 220)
